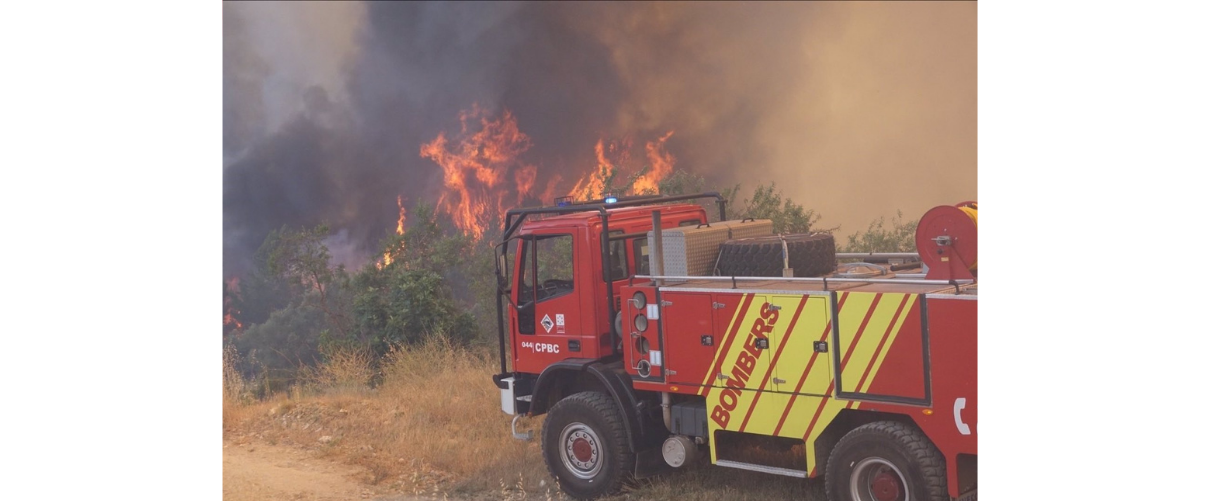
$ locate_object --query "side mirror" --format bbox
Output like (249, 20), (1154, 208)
(494, 242), (509, 282)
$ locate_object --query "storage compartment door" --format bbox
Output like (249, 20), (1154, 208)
(661, 292), (716, 389)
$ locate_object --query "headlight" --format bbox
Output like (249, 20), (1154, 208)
(632, 291), (647, 309)
(634, 314), (648, 332)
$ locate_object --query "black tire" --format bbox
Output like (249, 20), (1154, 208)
(824, 421), (948, 501)
(715, 233), (837, 278)
(542, 391), (634, 499)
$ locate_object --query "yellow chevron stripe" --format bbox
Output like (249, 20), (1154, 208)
(697, 293), (751, 396)
(804, 400), (856, 475)
(772, 297), (833, 397)
(800, 292), (914, 475)
(703, 292), (921, 476)
(707, 295), (779, 420)
(837, 293), (905, 394)
(726, 295), (808, 435)
(856, 294), (916, 392)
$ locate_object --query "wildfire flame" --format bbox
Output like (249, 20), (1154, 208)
(377, 196), (407, 270)
(395, 195), (407, 235)
(223, 313), (244, 330)
(224, 277), (243, 331)
(420, 105), (534, 241)
(633, 131), (675, 194)
(569, 132), (677, 201)
(569, 139), (623, 202)
(420, 105), (678, 240)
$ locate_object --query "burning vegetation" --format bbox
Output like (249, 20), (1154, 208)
(223, 277), (244, 334)
(378, 196), (407, 269)
(569, 131), (676, 201)
(419, 106), (534, 242)
(420, 106), (678, 241)
(394, 195), (406, 236)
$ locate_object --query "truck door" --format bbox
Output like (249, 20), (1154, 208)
(660, 291), (715, 387)
(513, 231), (583, 373)
(769, 294), (832, 395)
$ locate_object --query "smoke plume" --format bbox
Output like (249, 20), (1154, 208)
(224, 2), (976, 277)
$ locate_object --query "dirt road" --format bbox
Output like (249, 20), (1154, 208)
(223, 439), (437, 501)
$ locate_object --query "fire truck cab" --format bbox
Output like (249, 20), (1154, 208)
(491, 193), (978, 501)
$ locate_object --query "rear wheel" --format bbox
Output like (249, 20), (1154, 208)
(542, 392), (634, 499)
(824, 421), (948, 501)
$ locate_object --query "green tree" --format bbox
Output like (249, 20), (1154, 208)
(230, 239), (294, 329)
(377, 203), (472, 277)
(462, 239), (502, 346)
(656, 170), (708, 196)
(724, 182), (824, 234)
(351, 267), (477, 351)
(842, 210), (919, 253)
(234, 301), (327, 370)
(261, 224), (353, 341)
(350, 202), (480, 351)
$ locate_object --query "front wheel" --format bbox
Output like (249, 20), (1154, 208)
(541, 391), (634, 499)
(824, 421), (948, 501)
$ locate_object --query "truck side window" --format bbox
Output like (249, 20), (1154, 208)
(534, 234), (573, 301)
(519, 241), (534, 304)
(517, 240), (535, 334)
(634, 237), (650, 276)
(607, 231), (628, 281)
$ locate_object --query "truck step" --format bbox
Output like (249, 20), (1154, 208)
(713, 459), (808, 478)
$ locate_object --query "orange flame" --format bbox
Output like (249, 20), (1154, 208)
(223, 313), (244, 330)
(539, 173), (563, 206)
(420, 106), (678, 233)
(376, 196), (407, 270)
(632, 131), (675, 195)
(569, 139), (618, 201)
(514, 164), (537, 202)
(395, 195), (407, 235)
(224, 277), (243, 331)
(421, 105), (534, 241)
(567, 132), (676, 201)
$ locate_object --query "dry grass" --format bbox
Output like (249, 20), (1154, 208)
(223, 339), (827, 500)
(297, 347), (376, 393)
(223, 345), (258, 428)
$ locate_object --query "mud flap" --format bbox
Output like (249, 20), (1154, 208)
(634, 447), (670, 479)
(955, 488), (978, 501)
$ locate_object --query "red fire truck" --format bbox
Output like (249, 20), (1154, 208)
(491, 193), (977, 501)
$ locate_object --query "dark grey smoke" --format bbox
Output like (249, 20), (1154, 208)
(223, 2), (976, 277)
